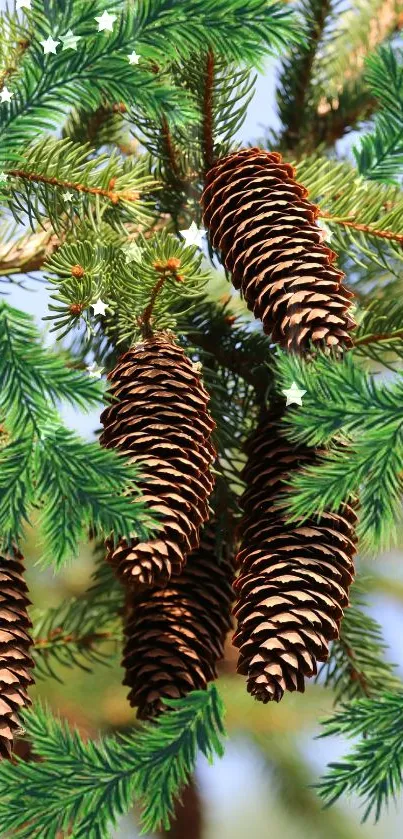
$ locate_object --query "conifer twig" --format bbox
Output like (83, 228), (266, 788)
(202, 50), (215, 172)
(6, 169), (140, 205)
(319, 210), (403, 245)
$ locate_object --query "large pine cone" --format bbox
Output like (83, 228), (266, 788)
(100, 335), (216, 588)
(201, 147), (355, 352)
(0, 550), (34, 758)
(233, 410), (357, 702)
(122, 523), (234, 719)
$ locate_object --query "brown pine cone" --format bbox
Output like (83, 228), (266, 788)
(122, 523), (235, 719)
(232, 410), (357, 703)
(100, 335), (216, 588)
(0, 549), (34, 758)
(201, 147), (355, 352)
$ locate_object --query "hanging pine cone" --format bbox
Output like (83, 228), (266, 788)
(0, 549), (34, 758)
(232, 409), (357, 702)
(201, 147), (356, 352)
(100, 335), (216, 588)
(122, 523), (234, 719)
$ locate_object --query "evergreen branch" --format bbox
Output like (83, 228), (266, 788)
(273, 351), (403, 551)
(0, 688), (226, 837)
(32, 419), (158, 568)
(45, 229), (211, 344)
(0, 300), (104, 434)
(3, 137), (157, 233)
(318, 578), (401, 703)
(354, 297), (403, 365)
(317, 691), (403, 822)
(32, 597), (122, 681)
(276, 0), (334, 151)
(353, 45), (403, 183)
(319, 209), (403, 246)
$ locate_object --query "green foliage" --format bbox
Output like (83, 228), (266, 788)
(273, 350), (403, 552)
(354, 296), (403, 368)
(319, 578), (401, 702)
(4, 137), (157, 233)
(44, 228), (211, 343)
(317, 691), (403, 822)
(0, 687), (226, 837)
(293, 152), (403, 275)
(0, 301), (156, 562)
(353, 45), (403, 183)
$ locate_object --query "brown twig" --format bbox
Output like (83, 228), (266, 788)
(319, 210), (403, 246)
(139, 258), (183, 337)
(339, 638), (372, 698)
(6, 169), (140, 205)
(202, 49), (215, 173)
(354, 329), (403, 347)
(34, 629), (120, 650)
(0, 38), (30, 89)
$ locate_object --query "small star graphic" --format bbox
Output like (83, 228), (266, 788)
(60, 29), (81, 51)
(128, 50), (140, 65)
(95, 10), (117, 32)
(16, 0), (31, 9)
(40, 36), (60, 55)
(0, 87), (13, 104)
(215, 132), (226, 144)
(354, 177), (369, 191)
(91, 299), (108, 317)
(124, 243), (142, 263)
(282, 382), (307, 407)
(63, 191), (74, 202)
(180, 221), (205, 249)
(316, 218), (332, 242)
(87, 361), (104, 379)
(0, 172), (8, 182)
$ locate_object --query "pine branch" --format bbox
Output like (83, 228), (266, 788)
(3, 137), (157, 233)
(317, 691), (403, 822)
(318, 578), (401, 702)
(293, 153), (403, 274)
(44, 229), (211, 343)
(273, 350), (403, 551)
(353, 44), (403, 183)
(276, 0), (336, 152)
(0, 688), (226, 837)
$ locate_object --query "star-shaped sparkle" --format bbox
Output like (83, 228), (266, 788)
(95, 11), (117, 31)
(354, 176), (369, 191)
(128, 50), (140, 65)
(180, 221), (205, 249)
(316, 218), (332, 242)
(40, 36), (60, 55)
(60, 29), (81, 50)
(91, 299), (108, 317)
(63, 191), (74, 202)
(16, 0), (31, 9)
(282, 382), (307, 407)
(0, 87), (13, 104)
(87, 361), (104, 378)
(124, 242), (142, 263)
(0, 172), (8, 183)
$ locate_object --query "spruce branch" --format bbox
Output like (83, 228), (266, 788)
(353, 44), (403, 183)
(273, 351), (403, 551)
(318, 578), (401, 703)
(317, 691), (403, 822)
(0, 688), (226, 837)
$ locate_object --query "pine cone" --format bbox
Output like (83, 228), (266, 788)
(233, 410), (357, 702)
(100, 335), (216, 588)
(122, 523), (234, 719)
(0, 549), (34, 758)
(201, 147), (355, 352)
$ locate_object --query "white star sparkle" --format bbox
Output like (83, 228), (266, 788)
(91, 299), (108, 317)
(95, 11), (117, 32)
(180, 221), (205, 249)
(128, 50), (140, 65)
(0, 172), (8, 182)
(87, 361), (104, 379)
(40, 36), (60, 55)
(282, 382), (307, 407)
(0, 87), (13, 104)
(60, 29), (81, 51)
(63, 191), (74, 202)
(316, 218), (332, 242)
(124, 242), (142, 264)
